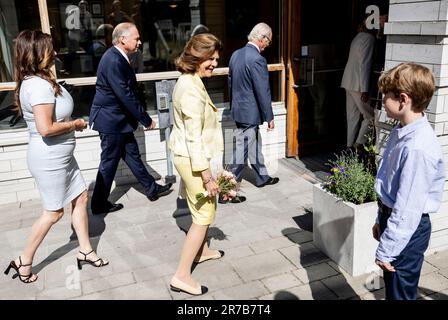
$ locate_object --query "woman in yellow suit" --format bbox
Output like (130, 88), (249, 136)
(168, 33), (224, 296)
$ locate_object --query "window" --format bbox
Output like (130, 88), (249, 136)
(0, 0), (41, 130)
(1, 0), (283, 130)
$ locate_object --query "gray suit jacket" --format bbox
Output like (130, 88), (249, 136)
(228, 44), (273, 125)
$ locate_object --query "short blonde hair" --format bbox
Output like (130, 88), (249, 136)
(176, 33), (223, 74)
(378, 62), (435, 112)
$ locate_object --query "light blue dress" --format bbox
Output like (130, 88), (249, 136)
(20, 76), (86, 210)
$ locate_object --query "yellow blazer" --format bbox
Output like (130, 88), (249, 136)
(169, 73), (224, 172)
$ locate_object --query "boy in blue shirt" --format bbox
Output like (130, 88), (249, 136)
(372, 62), (445, 300)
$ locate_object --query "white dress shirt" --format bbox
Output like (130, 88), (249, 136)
(114, 45), (130, 64)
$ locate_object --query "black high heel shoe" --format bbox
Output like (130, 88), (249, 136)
(77, 249), (109, 270)
(4, 256), (38, 284)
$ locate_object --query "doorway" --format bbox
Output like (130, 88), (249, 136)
(285, 0), (388, 158)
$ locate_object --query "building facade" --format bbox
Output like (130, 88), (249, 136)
(0, 0), (447, 252)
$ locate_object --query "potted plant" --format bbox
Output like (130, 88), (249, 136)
(313, 149), (379, 276)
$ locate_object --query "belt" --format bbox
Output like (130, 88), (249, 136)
(377, 199), (392, 216)
(377, 199), (429, 218)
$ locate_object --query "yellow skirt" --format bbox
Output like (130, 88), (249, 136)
(174, 155), (216, 226)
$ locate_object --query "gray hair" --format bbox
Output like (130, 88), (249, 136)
(247, 23), (272, 42)
(112, 23), (135, 45)
(96, 23), (114, 38)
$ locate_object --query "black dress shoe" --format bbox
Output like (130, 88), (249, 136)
(91, 203), (124, 215)
(148, 183), (173, 202)
(257, 177), (280, 188)
(218, 195), (247, 204)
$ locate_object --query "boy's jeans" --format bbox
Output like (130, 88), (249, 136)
(379, 207), (431, 300)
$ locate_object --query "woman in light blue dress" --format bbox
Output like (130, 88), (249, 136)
(4, 30), (108, 284)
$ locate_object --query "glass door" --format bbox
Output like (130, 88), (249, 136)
(295, 0), (355, 156)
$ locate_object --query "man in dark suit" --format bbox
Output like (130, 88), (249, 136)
(226, 23), (279, 203)
(89, 22), (172, 215)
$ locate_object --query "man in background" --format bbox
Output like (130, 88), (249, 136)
(89, 23), (172, 215)
(227, 22), (280, 204)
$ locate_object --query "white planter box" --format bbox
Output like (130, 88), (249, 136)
(313, 184), (379, 276)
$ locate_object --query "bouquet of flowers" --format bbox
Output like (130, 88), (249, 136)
(196, 169), (238, 201)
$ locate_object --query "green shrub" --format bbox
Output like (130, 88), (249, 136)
(322, 151), (377, 205)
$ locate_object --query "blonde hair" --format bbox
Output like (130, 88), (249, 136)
(175, 33), (223, 74)
(378, 62), (435, 112)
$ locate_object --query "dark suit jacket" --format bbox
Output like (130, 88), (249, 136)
(228, 44), (273, 126)
(89, 46), (152, 133)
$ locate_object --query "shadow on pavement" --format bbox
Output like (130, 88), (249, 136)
(274, 291), (299, 300)
(34, 182), (107, 274)
(33, 215), (104, 274)
(280, 217), (361, 300)
(172, 196), (227, 273)
(172, 197), (227, 241)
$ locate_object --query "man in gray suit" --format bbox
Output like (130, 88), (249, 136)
(225, 23), (279, 203)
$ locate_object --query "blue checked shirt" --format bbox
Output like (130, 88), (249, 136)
(375, 115), (445, 263)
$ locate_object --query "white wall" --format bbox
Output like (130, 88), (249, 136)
(0, 103), (287, 206)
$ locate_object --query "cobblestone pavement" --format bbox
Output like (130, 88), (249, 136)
(1, 160), (447, 300)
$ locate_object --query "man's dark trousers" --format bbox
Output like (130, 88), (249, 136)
(91, 132), (157, 210)
(379, 208), (431, 300)
(230, 122), (270, 187)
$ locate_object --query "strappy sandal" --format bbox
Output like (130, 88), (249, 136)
(4, 256), (38, 284)
(77, 249), (109, 270)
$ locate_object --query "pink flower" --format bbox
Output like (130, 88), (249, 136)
(223, 170), (233, 179)
(229, 190), (237, 198)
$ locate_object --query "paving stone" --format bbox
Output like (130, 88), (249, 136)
(75, 278), (171, 300)
(231, 251), (296, 282)
(361, 288), (385, 300)
(185, 294), (216, 300)
(139, 220), (180, 241)
(212, 281), (269, 300)
(213, 229), (272, 250)
(279, 242), (330, 268)
(419, 272), (448, 295)
(249, 237), (297, 254)
(262, 225), (305, 239)
(0, 221), (21, 233)
(320, 274), (374, 300)
(36, 285), (83, 300)
(425, 250), (448, 270)
(261, 273), (302, 292)
(81, 271), (135, 295)
(292, 263), (340, 284)
(133, 262), (177, 283)
(421, 261), (439, 275)
(0, 276), (45, 300)
(168, 261), (244, 296)
(283, 231), (313, 245)
(107, 210), (161, 228)
(420, 289), (448, 300)
(260, 282), (337, 300)
(2, 162), (448, 300)
(438, 267), (448, 278)
(220, 245), (255, 260)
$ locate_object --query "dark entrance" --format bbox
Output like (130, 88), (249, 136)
(285, 0), (389, 158)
